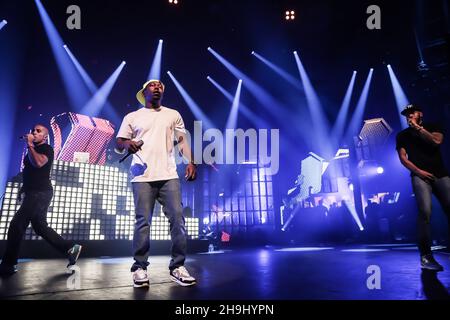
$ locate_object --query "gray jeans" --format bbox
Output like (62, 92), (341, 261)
(131, 179), (187, 271)
(411, 175), (450, 256)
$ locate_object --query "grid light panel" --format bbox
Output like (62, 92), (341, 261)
(0, 161), (199, 241)
(50, 112), (115, 166)
(203, 164), (274, 235)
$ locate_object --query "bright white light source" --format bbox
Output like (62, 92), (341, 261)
(285, 10), (295, 20)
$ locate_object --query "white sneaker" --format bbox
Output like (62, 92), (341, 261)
(132, 268), (149, 288)
(170, 266), (196, 286)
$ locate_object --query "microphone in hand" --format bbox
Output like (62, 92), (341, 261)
(119, 140), (144, 163)
(407, 119), (416, 129)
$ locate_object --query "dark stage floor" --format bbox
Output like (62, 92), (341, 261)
(1, 244), (449, 300)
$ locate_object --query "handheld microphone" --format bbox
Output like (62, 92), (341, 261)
(119, 140), (144, 163)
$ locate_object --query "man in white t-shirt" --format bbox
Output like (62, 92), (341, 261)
(116, 79), (197, 287)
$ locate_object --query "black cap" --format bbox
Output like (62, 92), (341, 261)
(400, 104), (423, 116)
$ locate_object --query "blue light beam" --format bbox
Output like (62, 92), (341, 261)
(344, 201), (364, 231)
(294, 51), (332, 158)
(387, 64), (410, 129)
(225, 80), (243, 129)
(0, 20), (7, 31)
(35, 0), (90, 109)
(414, 28), (426, 66)
(63, 45), (97, 92)
(64, 45), (122, 125)
(331, 71), (357, 146)
(208, 47), (291, 124)
(147, 39), (163, 81)
(167, 71), (214, 129)
(80, 61), (126, 117)
(0, 20), (17, 192)
(252, 51), (303, 90)
(207, 76), (270, 128)
(345, 69), (374, 140)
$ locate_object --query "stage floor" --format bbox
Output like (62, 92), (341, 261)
(1, 244), (449, 300)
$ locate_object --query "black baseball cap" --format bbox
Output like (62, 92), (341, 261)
(400, 104), (423, 116)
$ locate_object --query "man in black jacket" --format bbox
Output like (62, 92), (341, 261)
(0, 124), (82, 276)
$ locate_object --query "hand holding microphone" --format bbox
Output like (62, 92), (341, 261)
(408, 119), (423, 131)
(185, 161), (197, 181)
(119, 140), (143, 163)
(19, 134), (34, 146)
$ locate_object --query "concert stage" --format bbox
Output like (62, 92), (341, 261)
(1, 244), (449, 300)
(1, 1), (450, 312)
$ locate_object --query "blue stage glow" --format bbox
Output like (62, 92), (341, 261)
(197, 250), (226, 255)
(147, 39), (163, 81)
(393, 246), (419, 250)
(208, 47), (291, 125)
(35, 0), (90, 109)
(275, 247), (334, 252)
(343, 200), (364, 231)
(345, 68), (374, 140)
(414, 29), (426, 68)
(225, 79), (243, 129)
(0, 20), (7, 31)
(63, 45), (122, 125)
(207, 76), (270, 128)
(209, 48), (307, 164)
(294, 51), (332, 158)
(387, 64), (410, 129)
(252, 51), (303, 89)
(96, 257), (131, 264)
(80, 61), (126, 118)
(0, 19), (19, 192)
(167, 71), (214, 129)
(341, 249), (388, 252)
(366, 243), (416, 247)
(331, 71), (357, 147)
(63, 45), (97, 92)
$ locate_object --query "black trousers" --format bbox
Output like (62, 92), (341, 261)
(1, 189), (73, 266)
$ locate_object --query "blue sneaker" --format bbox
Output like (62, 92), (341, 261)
(67, 244), (82, 268)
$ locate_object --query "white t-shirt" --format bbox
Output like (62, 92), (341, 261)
(116, 106), (186, 182)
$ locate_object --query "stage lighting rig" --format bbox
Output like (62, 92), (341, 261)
(285, 10), (295, 21)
